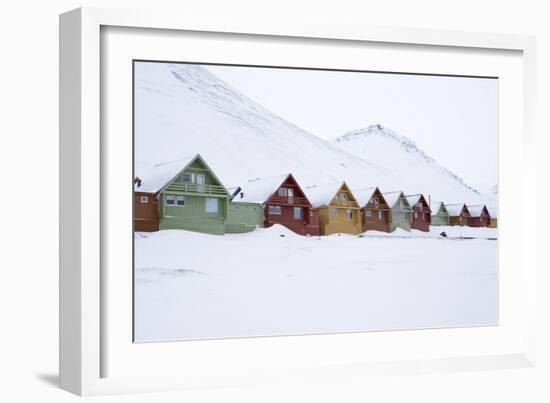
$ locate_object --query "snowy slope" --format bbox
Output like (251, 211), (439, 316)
(135, 62), (397, 190)
(331, 125), (485, 204)
(135, 62), (483, 204)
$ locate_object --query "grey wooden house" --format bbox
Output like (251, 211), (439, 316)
(382, 191), (412, 232)
(431, 202), (450, 226)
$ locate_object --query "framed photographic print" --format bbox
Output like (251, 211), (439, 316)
(60, 7), (537, 396)
(132, 60), (499, 342)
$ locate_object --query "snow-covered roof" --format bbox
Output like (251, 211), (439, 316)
(405, 194), (422, 208)
(486, 205), (498, 218)
(352, 187), (377, 207)
(237, 174), (289, 204)
(382, 191), (408, 209)
(467, 205), (487, 217)
(135, 155), (198, 193)
(446, 204), (466, 216)
(304, 182), (344, 207)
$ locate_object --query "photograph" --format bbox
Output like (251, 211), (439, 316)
(132, 60), (498, 343)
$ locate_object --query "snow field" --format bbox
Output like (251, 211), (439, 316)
(134, 225), (497, 342)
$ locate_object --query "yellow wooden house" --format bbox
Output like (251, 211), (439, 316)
(304, 181), (362, 235)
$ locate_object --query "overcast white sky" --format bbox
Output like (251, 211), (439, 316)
(206, 65), (498, 192)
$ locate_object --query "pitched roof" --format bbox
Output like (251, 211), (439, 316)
(237, 174), (289, 204)
(135, 154), (198, 193)
(446, 203), (467, 216)
(405, 194), (422, 208)
(352, 187), (377, 207)
(304, 181), (346, 207)
(467, 205), (488, 217)
(382, 191), (409, 209)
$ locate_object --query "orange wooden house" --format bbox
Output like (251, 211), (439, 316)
(447, 204), (471, 226)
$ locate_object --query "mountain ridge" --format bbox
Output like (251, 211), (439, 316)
(331, 124), (482, 201)
(134, 63), (485, 205)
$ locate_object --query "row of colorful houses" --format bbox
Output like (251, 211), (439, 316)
(134, 154), (497, 235)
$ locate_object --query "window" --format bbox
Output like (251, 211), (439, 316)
(346, 209), (353, 220)
(205, 198), (218, 213)
(330, 208), (337, 216)
(166, 195), (185, 207)
(293, 207), (302, 220)
(414, 212), (418, 218)
(338, 193), (347, 201)
(269, 205), (282, 215)
(379, 210), (384, 220)
(366, 210), (372, 217)
(181, 172), (193, 183)
(176, 196), (186, 206)
(140, 196), (149, 203)
(165, 195), (176, 206)
(372, 196), (379, 206)
(278, 188), (294, 197)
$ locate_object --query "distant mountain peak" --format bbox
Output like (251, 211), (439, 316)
(335, 124), (435, 165)
(332, 125), (480, 196)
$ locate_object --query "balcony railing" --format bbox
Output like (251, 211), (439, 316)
(167, 182), (227, 195)
(333, 200), (357, 208)
(269, 195), (310, 206)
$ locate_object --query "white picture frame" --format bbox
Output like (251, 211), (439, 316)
(59, 6), (537, 396)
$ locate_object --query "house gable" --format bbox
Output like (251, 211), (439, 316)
(164, 154), (229, 196)
(364, 187), (389, 210)
(328, 182), (360, 209)
(436, 203), (449, 217)
(266, 174), (312, 207)
(394, 192), (411, 211)
(416, 195), (431, 214)
(161, 155), (228, 195)
(467, 205), (491, 219)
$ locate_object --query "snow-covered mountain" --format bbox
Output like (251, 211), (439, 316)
(330, 125), (485, 204)
(135, 63), (485, 205)
(135, 62), (397, 190)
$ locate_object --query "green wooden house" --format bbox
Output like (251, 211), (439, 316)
(431, 202), (450, 226)
(134, 154), (263, 234)
(382, 191), (412, 232)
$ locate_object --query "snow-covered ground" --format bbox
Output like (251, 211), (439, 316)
(134, 225), (497, 342)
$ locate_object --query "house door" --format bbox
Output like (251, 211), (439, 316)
(196, 174), (205, 193)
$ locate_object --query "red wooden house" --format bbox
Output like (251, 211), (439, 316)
(467, 205), (491, 227)
(355, 187), (391, 233)
(405, 194), (432, 232)
(237, 174), (320, 235)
